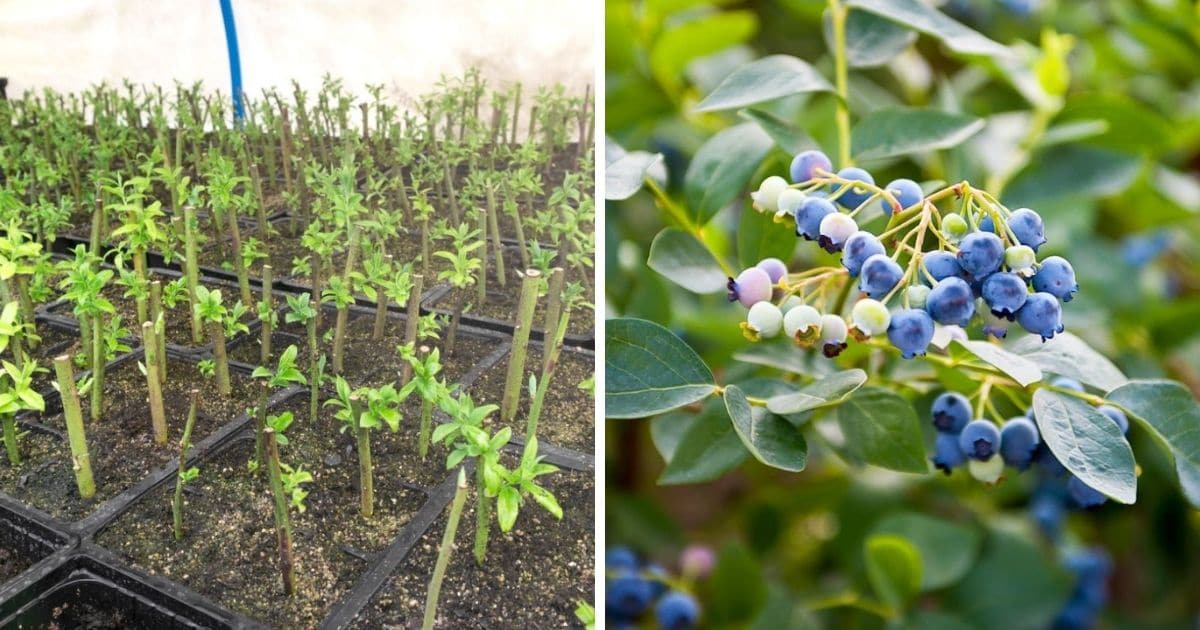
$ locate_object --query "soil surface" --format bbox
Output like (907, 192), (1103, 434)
(0, 545), (37, 586)
(470, 347), (594, 453)
(0, 356), (254, 522)
(96, 393), (435, 628)
(350, 467), (594, 629)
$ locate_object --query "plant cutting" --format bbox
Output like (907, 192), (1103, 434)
(325, 377), (405, 517)
(251, 345), (307, 470)
(263, 411), (312, 596)
(284, 292), (322, 422)
(172, 389), (200, 540)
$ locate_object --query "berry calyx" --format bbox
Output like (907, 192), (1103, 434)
(959, 420), (1001, 461)
(931, 392), (971, 433)
(784, 304), (823, 346)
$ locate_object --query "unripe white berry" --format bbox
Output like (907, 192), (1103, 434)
(819, 314), (848, 344)
(783, 304), (822, 338)
(746, 301), (784, 338)
(968, 456), (1005, 484)
(851, 299), (891, 336)
(754, 176), (789, 212)
(776, 188), (806, 216)
(906, 285), (931, 309)
(818, 213), (858, 250)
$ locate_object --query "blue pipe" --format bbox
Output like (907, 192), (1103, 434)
(218, 0), (245, 123)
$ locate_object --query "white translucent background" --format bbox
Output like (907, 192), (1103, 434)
(0, 0), (595, 108)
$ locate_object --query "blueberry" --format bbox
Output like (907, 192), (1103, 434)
(645, 563), (670, 598)
(743, 302), (784, 340)
(931, 392), (971, 433)
(756, 258), (788, 283)
(1032, 256), (1078, 302)
(1050, 377), (1084, 392)
(957, 232), (1005, 279)
(776, 188), (806, 215)
(818, 213), (858, 254)
(922, 251), (964, 284)
(1034, 442), (1068, 478)
(969, 455), (1006, 484)
(606, 547), (639, 572)
(679, 545), (716, 579)
(1030, 492), (1064, 540)
(884, 178), (923, 214)
(958, 420), (1001, 460)
(858, 254), (903, 299)
(887, 308), (935, 359)
(793, 196), (836, 241)
(1016, 292), (1063, 340)
(819, 314), (849, 358)
(906, 284), (931, 309)
(754, 176), (789, 212)
(790, 150), (832, 183)
(842, 231), (885, 277)
(1005, 245), (1036, 274)
(783, 304), (822, 344)
(981, 272), (1028, 320)
(1067, 476), (1108, 508)
(780, 295), (804, 312)
(932, 432), (966, 474)
(1000, 417), (1040, 469)
(1007, 208), (1046, 251)
(835, 167), (875, 209)
(942, 213), (969, 241)
(1097, 405), (1129, 435)
(655, 591), (700, 630)
(979, 215), (995, 233)
(926, 276), (976, 326)
(851, 298), (891, 336)
(607, 571), (654, 619)
(728, 267), (773, 308)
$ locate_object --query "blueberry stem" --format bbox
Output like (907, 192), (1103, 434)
(828, 0), (852, 167)
(644, 177), (734, 276)
(805, 591), (894, 619)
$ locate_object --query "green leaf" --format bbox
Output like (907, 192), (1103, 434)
(835, 387), (928, 473)
(724, 385), (807, 472)
(684, 123), (774, 224)
(605, 149), (663, 200)
(497, 486), (520, 532)
(830, 9), (918, 68)
(1107, 380), (1200, 508)
(659, 403), (749, 484)
(606, 318), (716, 419)
(1031, 390), (1137, 504)
(708, 543), (768, 624)
(647, 228), (729, 294)
(1010, 332), (1127, 393)
(1005, 145), (1140, 207)
(738, 109), (818, 155)
(947, 529), (1072, 630)
(650, 11), (758, 94)
(845, 0), (1009, 58)
(736, 208), (795, 269)
(953, 340), (1042, 387)
(851, 108), (984, 161)
(864, 534), (922, 610)
(767, 369), (867, 415)
(695, 55), (834, 112)
(874, 513), (982, 590)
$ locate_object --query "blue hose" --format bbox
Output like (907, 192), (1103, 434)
(218, 0), (244, 123)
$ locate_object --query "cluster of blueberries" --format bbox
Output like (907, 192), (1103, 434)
(928, 377), (1130, 502)
(1053, 548), (1114, 629)
(605, 545), (709, 629)
(733, 150), (1078, 359)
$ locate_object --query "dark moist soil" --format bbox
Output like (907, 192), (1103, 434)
(469, 347), (594, 453)
(0, 546), (36, 585)
(0, 356), (254, 522)
(24, 325), (79, 396)
(95, 393), (432, 628)
(232, 309), (505, 391)
(197, 230), (325, 288)
(431, 281), (595, 338)
(30, 590), (152, 630)
(350, 467), (594, 629)
(46, 269), (259, 350)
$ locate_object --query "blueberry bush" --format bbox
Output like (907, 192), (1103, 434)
(605, 0), (1200, 627)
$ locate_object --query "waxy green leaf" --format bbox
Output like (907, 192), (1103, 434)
(1032, 389), (1137, 503)
(605, 318), (716, 418)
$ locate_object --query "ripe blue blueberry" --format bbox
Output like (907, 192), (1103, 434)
(931, 392), (971, 433)
(842, 231), (885, 277)
(818, 213), (858, 254)
(606, 547), (639, 572)
(957, 231), (1005, 279)
(1034, 442), (1068, 478)
(1029, 492), (1064, 540)
(981, 272), (1029, 320)
(1097, 405), (1129, 435)
(958, 420), (1001, 461)
(606, 571), (654, 619)
(756, 258), (788, 284)
(1068, 476), (1108, 508)
(932, 432), (966, 474)
(1016, 292), (1063, 340)
(979, 214), (995, 233)
(645, 564), (670, 598)
(835, 167), (875, 209)
(790, 150), (832, 183)
(922, 251), (964, 284)
(887, 308), (935, 359)
(926, 276), (976, 326)
(793, 196), (835, 241)
(1051, 377), (1084, 392)
(1007, 208), (1046, 250)
(1032, 256), (1078, 302)
(999, 417), (1040, 470)
(655, 591), (700, 630)
(858, 254), (903, 300)
(728, 267), (773, 308)
(884, 178), (923, 214)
